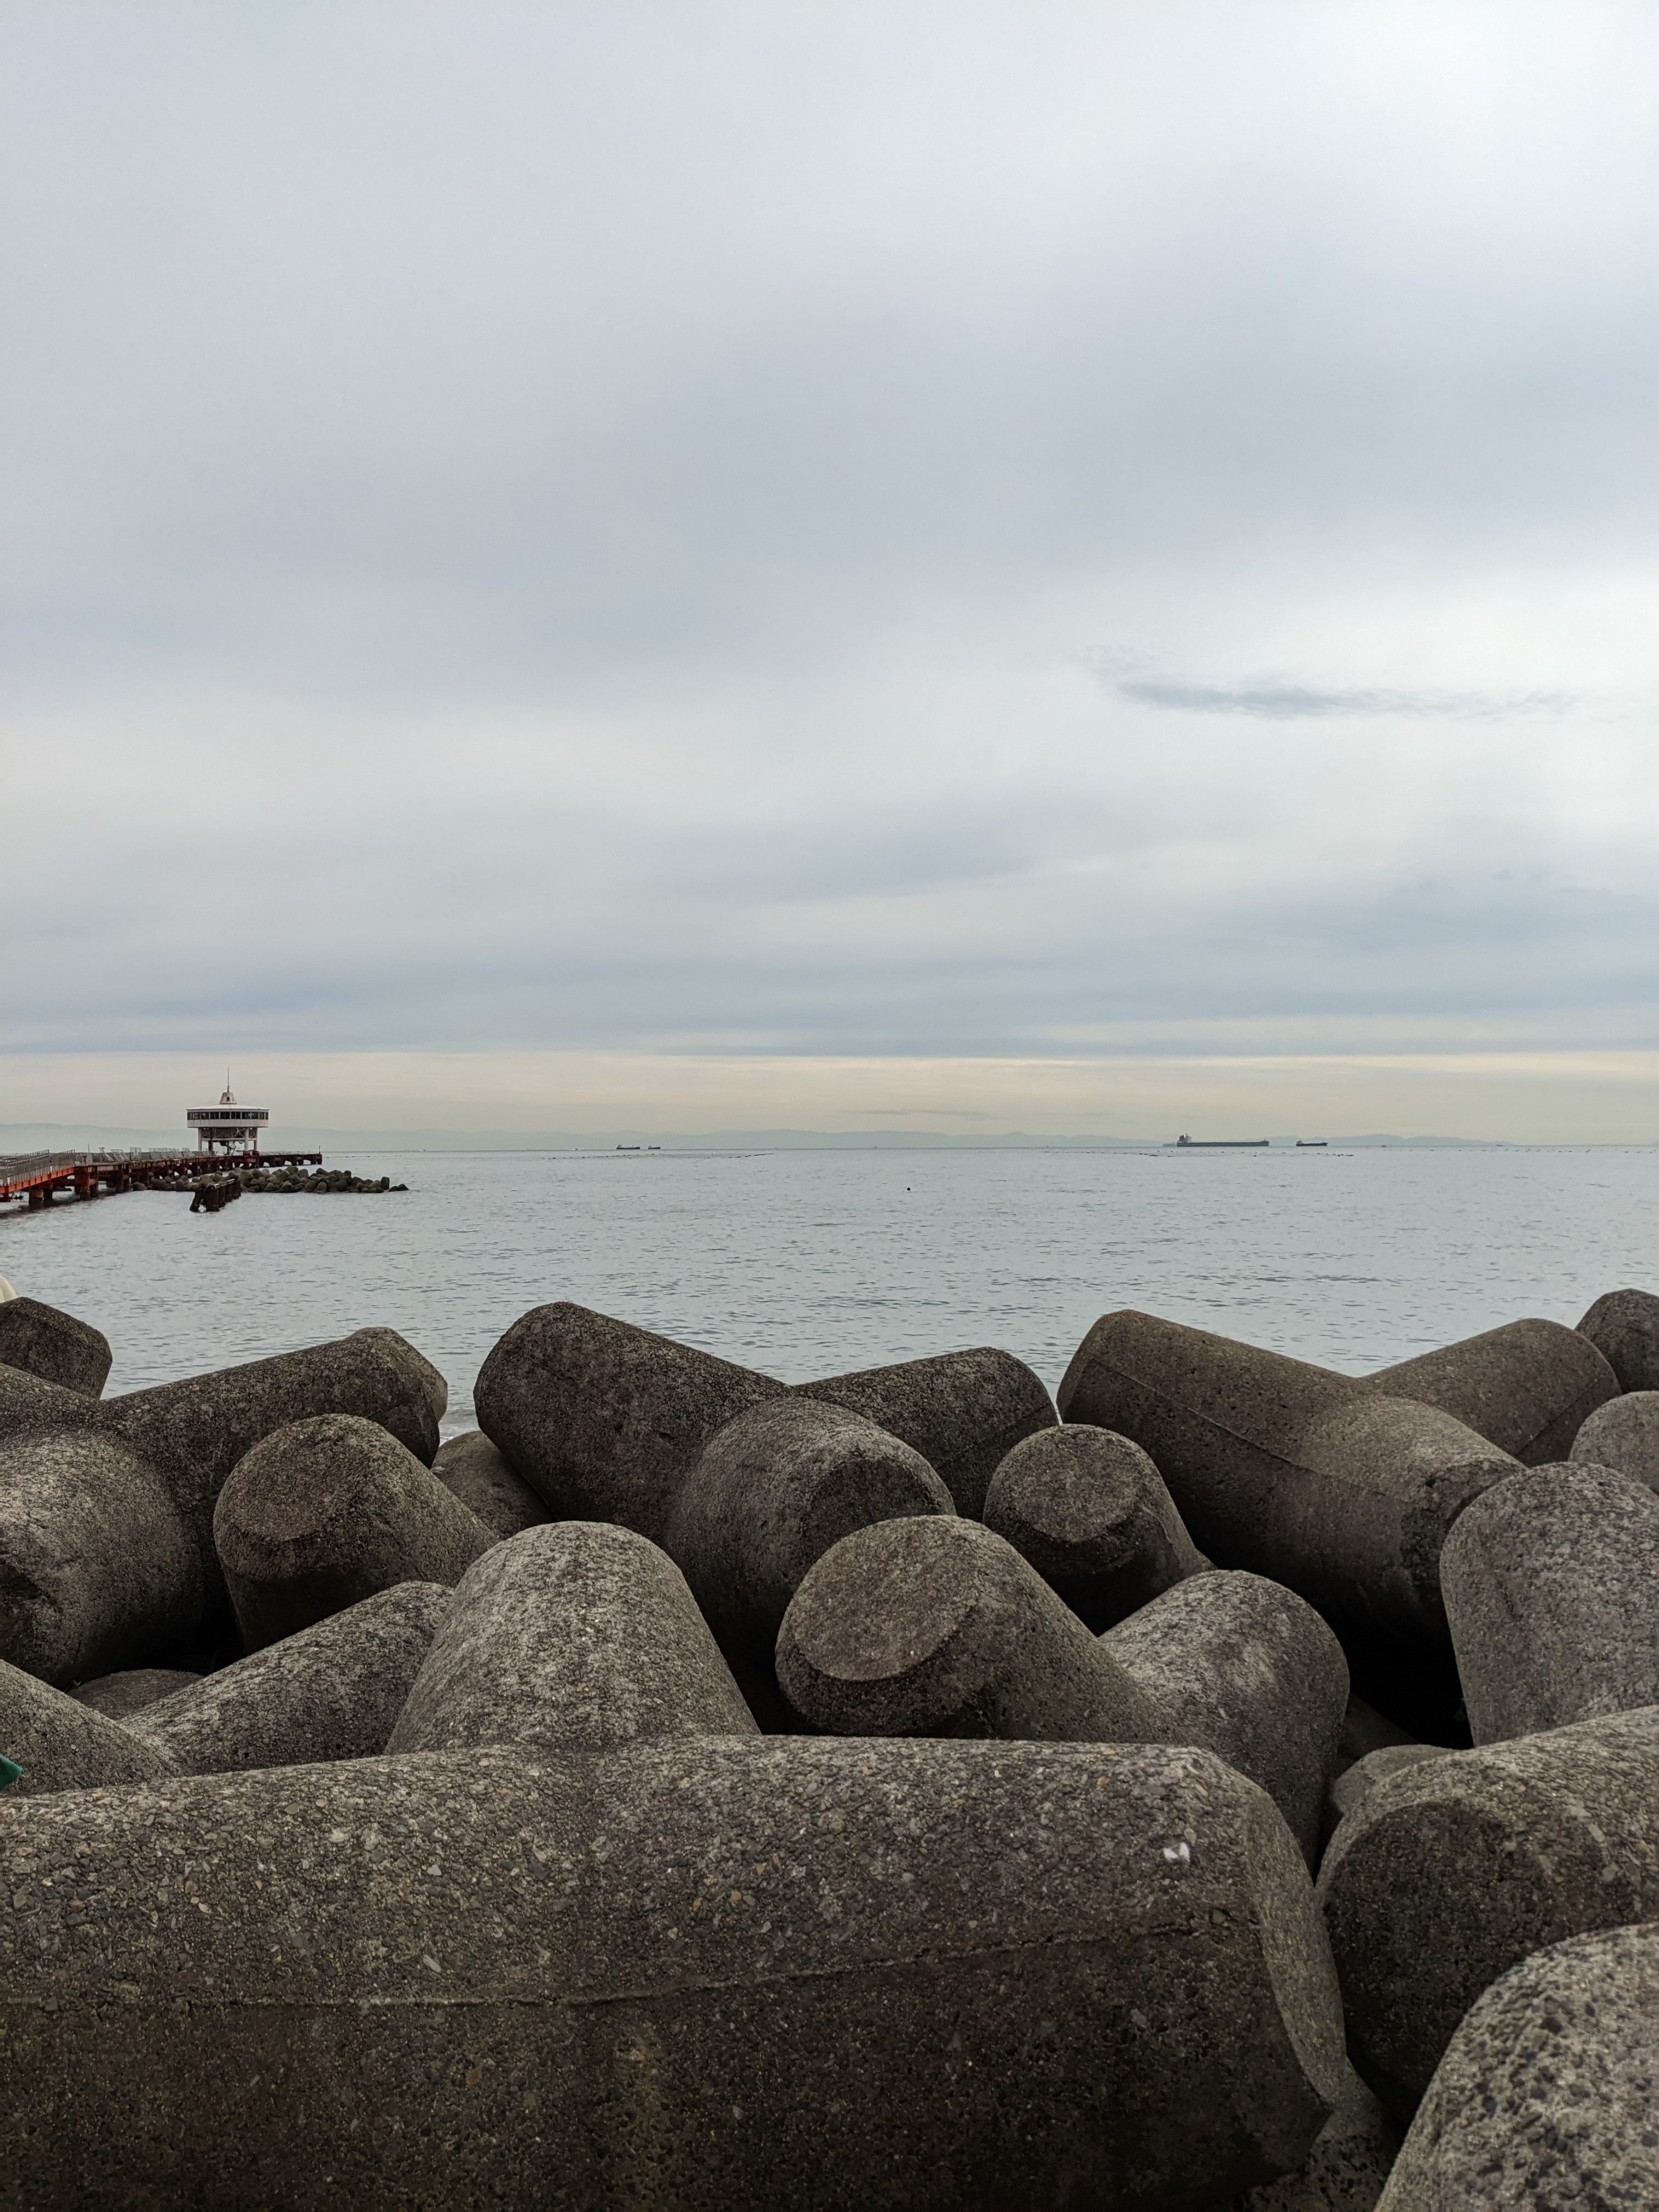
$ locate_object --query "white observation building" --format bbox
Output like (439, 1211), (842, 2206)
(188, 1082), (270, 1155)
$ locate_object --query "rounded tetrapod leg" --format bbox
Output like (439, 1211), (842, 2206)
(388, 1523), (756, 1753)
(794, 1346), (1056, 1516)
(1440, 1463), (1659, 1742)
(0, 1362), (109, 1446)
(776, 1515), (1174, 1742)
(0, 1736), (1349, 2210)
(1364, 1317), (1618, 1464)
(0, 1429), (205, 1684)
(1374, 1922), (1659, 2211)
(354, 1326), (448, 1423)
(431, 1429), (551, 1539)
(1323, 1743), (1453, 1845)
(474, 1301), (787, 1542)
(0, 1296), (111, 1397)
(1101, 1569), (1349, 1867)
(982, 1424), (1204, 1630)
(1569, 1390), (1659, 1493)
(1577, 1285), (1659, 1392)
(666, 1397), (954, 1725)
(131, 1583), (450, 1775)
(213, 1413), (494, 1650)
(0, 1655), (178, 1795)
(106, 1326), (442, 1559)
(69, 1668), (202, 1718)
(1315, 1705), (1659, 2119)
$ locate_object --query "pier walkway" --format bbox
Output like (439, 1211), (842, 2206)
(0, 1148), (322, 1209)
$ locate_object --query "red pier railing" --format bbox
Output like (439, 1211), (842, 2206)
(0, 1148), (324, 1207)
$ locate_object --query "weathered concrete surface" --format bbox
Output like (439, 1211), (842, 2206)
(355, 1324), (448, 1423)
(1315, 1705), (1659, 2118)
(0, 1296), (111, 1398)
(1571, 1389), (1659, 1493)
(1577, 1284), (1659, 1392)
(982, 1423), (1205, 1630)
(1102, 1570), (1349, 1866)
(1375, 1921), (1659, 2211)
(1440, 1462), (1659, 1742)
(667, 1397), (953, 1722)
(475, 1301), (786, 1544)
(1333, 1693), (1418, 1775)
(0, 1427), (205, 1685)
(0, 1361), (108, 1444)
(0, 1655), (178, 1796)
(106, 1327), (442, 1555)
(1324, 1744), (1453, 1839)
(1057, 1312), (1515, 1660)
(1365, 1317), (1618, 1465)
(0, 1736), (1349, 2211)
(431, 1427), (551, 1539)
(796, 1347), (1056, 1518)
(1205, 2072), (1403, 2211)
(388, 1523), (757, 1754)
(131, 1583), (450, 1775)
(213, 1413), (494, 1649)
(69, 1667), (201, 1718)
(776, 1515), (1174, 1744)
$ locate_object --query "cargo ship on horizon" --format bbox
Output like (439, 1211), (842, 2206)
(1171, 1134), (1269, 1148)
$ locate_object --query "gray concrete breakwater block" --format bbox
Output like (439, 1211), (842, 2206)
(1577, 1284), (1659, 1392)
(0, 1735), (1348, 2210)
(388, 1522), (757, 1754)
(1057, 1311), (1516, 1656)
(983, 1423), (1206, 1630)
(69, 1667), (201, 1718)
(776, 1513), (1175, 1742)
(1315, 1704), (1659, 2119)
(431, 1427), (551, 1538)
(0, 1296), (111, 1398)
(0, 1427), (205, 1685)
(105, 1326), (442, 1551)
(1364, 1316), (1619, 1465)
(130, 1582), (450, 1776)
(1101, 1570), (1349, 1867)
(475, 1301), (787, 1543)
(0, 1654), (178, 1795)
(0, 1360), (108, 1445)
(667, 1397), (954, 1721)
(1571, 1389), (1659, 1492)
(214, 1413), (494, 1649)
(354, 1324), (448, 1423)
(1374, 1920), (1659, 2211)
(796, 1346), (1057, 1518)
(1440, 1461), (1659, 1743)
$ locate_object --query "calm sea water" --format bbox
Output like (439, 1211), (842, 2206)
(4, 1146), (1655, 1436)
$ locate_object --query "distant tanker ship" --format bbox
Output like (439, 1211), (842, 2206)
(1171, 1133), (1269, 1149)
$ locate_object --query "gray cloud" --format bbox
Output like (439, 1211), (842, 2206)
(1110, 680), (1574, 720)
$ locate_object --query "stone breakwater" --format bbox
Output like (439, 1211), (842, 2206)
(234, 1165), (407, 1194)
(0, 1287), (1656, 2210)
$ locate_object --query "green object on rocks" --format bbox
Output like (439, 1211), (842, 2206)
(0, 1752), (21, 1789)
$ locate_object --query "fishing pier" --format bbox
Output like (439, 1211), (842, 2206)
(0, 1147), (322, 1211)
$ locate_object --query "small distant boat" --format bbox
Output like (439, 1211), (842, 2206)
(1295, 1140), (1328, 1148)
(1172, 1134), (1269, 1149)
(647, 1145), (661, 1152)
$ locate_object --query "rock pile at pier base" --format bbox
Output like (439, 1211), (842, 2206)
(1, 1287), (1655, 2208)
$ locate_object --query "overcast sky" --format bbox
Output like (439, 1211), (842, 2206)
(4, 3), (1657, 1133)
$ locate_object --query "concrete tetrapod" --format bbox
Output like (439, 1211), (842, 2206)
(1364, 1317), (1619, 1464)
(983, 1424), (1206, 1630)
(431, 1428), (551, 1539)
(0, 1361), (108, 1445)
(0, 1736), (1349, 2210)
(388, 1523), (757, 1753)
(131, 1582), (451, 1775)
(1374, 1921), (1659, 2211)
(0, 1295), (111, 1397)
(665, 1397), (954, 1724)
(1101, 1570), (1349, 1867)
(1577, 1285), (1659, 1392)
(70, 1668), (201, 1718)
(795, 1346), (1056, 1517)
(0, 1655), (178, 1796)
(474, 1301), (787, 1543)
(105, 1326), (442, 1556)
(354, 1324), (448, 1422)
(213, 1413), (494, 1650)
(1439, 1462), (1659, 1742)
(1057, 1313), (1515, 1699)
(1315, 1705), (1659, 2119)
(0, 1427), (205, 1684)
(775, 1515), (1174, 1742)
(1570, 1389), (1659, 1493)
